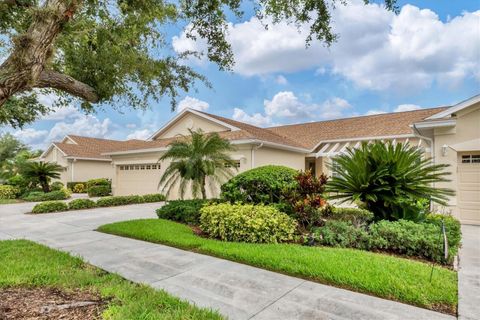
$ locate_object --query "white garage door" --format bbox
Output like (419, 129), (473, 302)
(115, 164), (163, 196)
(458, 154), (480, 225)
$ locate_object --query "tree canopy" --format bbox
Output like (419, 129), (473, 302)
(0, 0), (397, 127)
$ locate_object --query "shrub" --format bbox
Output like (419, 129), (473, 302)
(0, 185), (20, 199)
(156, 199), (220, 224)
(87, 185), (111, 197)
(322, 206), (374, 227)
(221, 165), (298, 204)
(86, 178), (110, 188)
(313, 220), (371, 250)
(68, 198), (97, 210)
(369, 220), (454, 263)
(424, 213), (462, 259)
(31, 201), (68, 214)
(72, 183), (86, 193)
(200, 203), (297, 243)
(6, 175), (31, 195)
(23, 188), (71, 202)
(142, 194), (166, 203)
(96, 195), (144, 207)
(67, 181), (86, 190)
(50, 181), (64, 191)
(326, 142), (454, 221)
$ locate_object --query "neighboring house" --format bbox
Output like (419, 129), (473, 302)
(42, 94), (480, 224)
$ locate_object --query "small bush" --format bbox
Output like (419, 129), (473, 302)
(86, 178), (110, 188)
(142, 194), (166, 203)
(87, 185), (111, 197)
(313, 220), (371, 250)
(50, 181), (64, 191)
(68, 198), (97, 210)
(424, 213), (462, 259)
(156, 199), (220, 224)
(23, 188), (71, 202)
(67, 181), (86, 190)
(0, 185), (20, 199)
(200, 203), (297, 243)
(323, 206), (374, 227)
(73, 183), (86, 193)
(221, 165), (298, 204)
(96, 195), (144, 207)
(31, 201), (68, 214)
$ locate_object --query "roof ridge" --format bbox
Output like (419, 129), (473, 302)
(266, 106), (449, 130)
(67, 134), (124, 143)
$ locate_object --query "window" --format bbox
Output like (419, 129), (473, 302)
(462, 155), (480, 164)
(225, 161), (241, 168)
(331, 158), (341, 177)
(119, 164), (161, 171)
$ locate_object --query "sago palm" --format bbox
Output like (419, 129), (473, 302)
(326, 142), (454, 221)
(158, 129), (237, 199)
(20, 161), (63, 193)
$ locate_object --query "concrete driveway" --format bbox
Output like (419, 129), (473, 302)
(0, 202), (455, 320)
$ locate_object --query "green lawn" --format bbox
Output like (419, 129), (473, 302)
(98, 219), (457, 314)
(0, 240), (223, 320)
(0, 198), (21, 204)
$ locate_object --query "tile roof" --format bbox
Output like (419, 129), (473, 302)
(52, 106), (449, 158)
(267, 107), (449, 149)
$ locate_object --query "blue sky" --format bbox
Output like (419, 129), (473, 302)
(5, 0), (480, 149)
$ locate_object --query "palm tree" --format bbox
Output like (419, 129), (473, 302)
(20, 161), (63, 193)
(326, 141), (454, 221)
(158, 129), (237, 199)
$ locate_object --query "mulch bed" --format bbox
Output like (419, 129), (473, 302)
(0, 287), (106, 320)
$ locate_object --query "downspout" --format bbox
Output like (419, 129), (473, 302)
(251, 142), (264, 169)
(412, 123), (436, 211)
(71, 159), (75, 182)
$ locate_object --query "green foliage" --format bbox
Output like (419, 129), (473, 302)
(98, 218), (457, 313)
(72, 183), (86, 193)
(86, 178), (110, 188)
(31, 201), (69, 214)
(0, 240), (223, 319)
(156, 199), (221, 224)
(96, 195), (144, 207)
(0, 133), (27, 166)
(322, 206), (374, 227)
(68, 198), (97, 210)
(67, 182), (87, 190)
(19, 161), (63, 193)
(424, 213), (462, 259)
(87, 185), (111, 197)
(140, 193), (166, 203)
(0, 185), (20, 199)
(282, 170), (328, 229)
(326, 142), (454, 221)
(200, 203), (297, 243)
(221, 165), (298, 204)
(22, 188), (71, 202)
(313, 220), (371, 250)
(159, 129), (237, 199)
(0, 94), (50, 128)
(50, 181), (64, 191)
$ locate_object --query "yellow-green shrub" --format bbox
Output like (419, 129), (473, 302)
(0, 185), (20, 199)
(31, 201), (68, 214)
(73, 183), (86, 193)
(200, 203), (297, 243)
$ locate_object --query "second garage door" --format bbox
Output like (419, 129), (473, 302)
(458, 154), (480, 225)
(115, 164), (163, 196)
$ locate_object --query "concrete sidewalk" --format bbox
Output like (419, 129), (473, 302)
(0, 202), (455, 320)
(458, 225), (480, 320)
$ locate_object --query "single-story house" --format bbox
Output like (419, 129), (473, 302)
(42, 94), (480, 224)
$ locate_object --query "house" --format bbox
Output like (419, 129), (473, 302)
(42, 94), (480, 224)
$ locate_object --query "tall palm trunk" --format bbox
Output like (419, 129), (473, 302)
(201, 175), (207, 200)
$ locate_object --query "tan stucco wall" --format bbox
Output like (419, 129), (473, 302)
(67, 160), (114, 183)
(155, 113), (229, 139)
(432, 103), (480, 221)
(42, 147), (68, 183)
(253, 146), (305, 170)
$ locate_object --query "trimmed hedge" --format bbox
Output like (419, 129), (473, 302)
(221, 165), (298, 204)
(156, 199), (221, 224)
(142, 193), (166, 203)
(96, 195), (144, 207)
(0, 185), (20, 199)
(31, 201), (69, 214)
(323, 206), (374, 227)
(68, 198), (97, 210)
(50, 181), (64, 191)
(200, 203), (297, 243)
(23, 188), (71, 202)
(86, 178), (112, 197)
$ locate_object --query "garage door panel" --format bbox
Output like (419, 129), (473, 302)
(458, 160), (480, 225)
(116, 164), (163, 196)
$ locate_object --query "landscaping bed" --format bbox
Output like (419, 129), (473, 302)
(0, 240), (223, 320)
(98, 218), (458, 314)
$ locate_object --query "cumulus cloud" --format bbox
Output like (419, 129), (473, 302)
(233, 91), (352, 127)
(173, 1), (480, 92)
(12, 128), (48, 145)
(177, 96), (210, 112)
(47, 115), (112, 142)
(365, 109), (387, 115)
(394, 104), (422, 112)
(126, 129), (152, 140)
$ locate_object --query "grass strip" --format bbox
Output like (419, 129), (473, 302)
(98, 218), (457, 314)
(0, 239), (223, 320)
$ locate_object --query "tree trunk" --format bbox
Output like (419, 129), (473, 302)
(0, 0), (98, 107)
(201, 176), (207, 200)
(40, 178), (50, 193)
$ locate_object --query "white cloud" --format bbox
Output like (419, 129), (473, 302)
(177, 96), (210, 113)
(173, 2), (480, 92)
(275, 75), (288, 85)
(233, 91), (352, 127)
(47, 115), (111, 142)
(12, 128), (48, 145)
(232, 108), (273, 127)
(365, 109), (387, 115)
(394, 104), (422, 112)
(126, 129), (152, 140)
